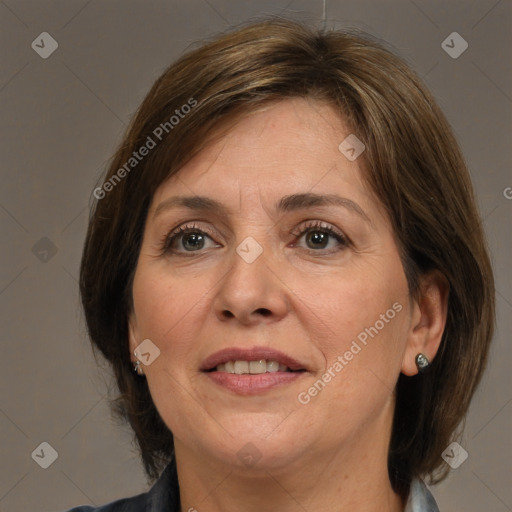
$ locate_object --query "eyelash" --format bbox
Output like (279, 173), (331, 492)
(160, 223), (217, 256)
(161, 220), (349, 256)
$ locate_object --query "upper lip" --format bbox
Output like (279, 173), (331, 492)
(200, 346), (307, 372)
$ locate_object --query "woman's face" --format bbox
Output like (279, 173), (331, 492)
(129, 98), (417, 472)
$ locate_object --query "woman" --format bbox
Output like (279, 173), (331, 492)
(73, 18), (495, 512)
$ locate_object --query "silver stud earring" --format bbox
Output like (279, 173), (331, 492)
(415, 353), (430, 374)
(133, 352), (144, 376)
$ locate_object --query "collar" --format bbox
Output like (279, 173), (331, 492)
(147, 461), (180, 512)
(404, 478), (440, 512)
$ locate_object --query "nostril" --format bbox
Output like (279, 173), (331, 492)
(220, 308), (271, 320)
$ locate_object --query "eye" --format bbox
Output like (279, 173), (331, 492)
(290, 220), (349, 253)
(161, 220), (349, 256)
(161, 223), (221, 255)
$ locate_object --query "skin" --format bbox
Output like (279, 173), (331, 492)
(128, 98), (448, 512)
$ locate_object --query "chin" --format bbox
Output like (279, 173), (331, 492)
(193, 420), (312, 472)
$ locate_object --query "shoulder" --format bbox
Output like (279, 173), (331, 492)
(64, 462), (179, 512)
(64, 492), (149, 511)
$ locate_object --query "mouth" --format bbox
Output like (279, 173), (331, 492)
(200, 346), (308, 395)
(209, 360), (300, 374)
(201, 346), (307, 373)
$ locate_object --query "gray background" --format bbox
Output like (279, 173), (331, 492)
(1, 1), (510, 511)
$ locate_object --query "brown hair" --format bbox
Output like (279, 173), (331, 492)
(79, 18), (495, 495)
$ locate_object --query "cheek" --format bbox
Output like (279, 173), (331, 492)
(131, 266), (211, 364)
(293, 256), (410, 405)
(131, 268), (213, 436)
(297, 262), (408, 352)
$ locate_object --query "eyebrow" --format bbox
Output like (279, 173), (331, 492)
(153, 193), (371, 223)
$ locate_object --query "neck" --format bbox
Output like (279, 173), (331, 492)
(175, 408), (405, 512)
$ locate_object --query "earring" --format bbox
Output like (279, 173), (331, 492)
(415, 353), (430, 374)
(133, 353), (144, 376)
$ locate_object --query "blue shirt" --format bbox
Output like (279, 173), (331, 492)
(66, 462), (440, 511)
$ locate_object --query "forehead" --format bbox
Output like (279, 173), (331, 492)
(151, 98), (372, 211)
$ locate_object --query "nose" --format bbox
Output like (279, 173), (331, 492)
(213, 243), (290, 326)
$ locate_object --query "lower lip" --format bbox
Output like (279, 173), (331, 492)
(205, 371), (305, 395)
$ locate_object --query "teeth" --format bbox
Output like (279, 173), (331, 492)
(233, 361), (249, 374)
(249, 360), (266, 374)
(266, 360), (279, 372)
(216, 360), (290, 374)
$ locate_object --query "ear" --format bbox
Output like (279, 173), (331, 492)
(401, 270), (449, 376)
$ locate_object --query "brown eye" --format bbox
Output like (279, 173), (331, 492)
(291, 221), (349, 253)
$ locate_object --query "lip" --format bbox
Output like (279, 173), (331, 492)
(200, 346), (307, 372)
(206, 371), (304, 395)
(200, 346), (308, 396)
